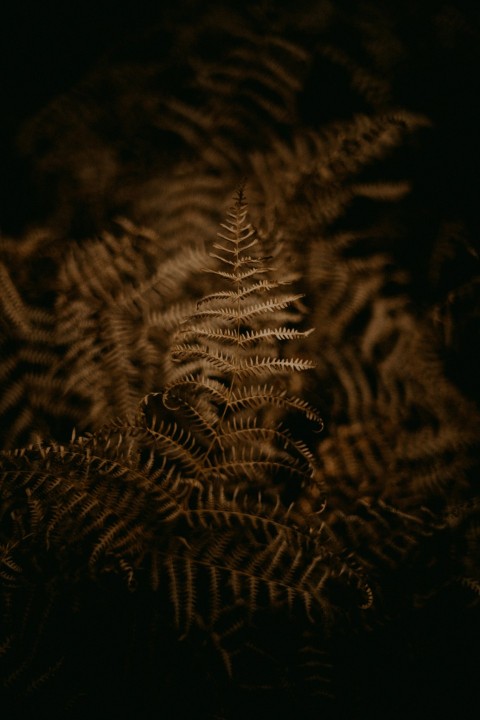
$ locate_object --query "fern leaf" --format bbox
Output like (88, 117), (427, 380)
(228, 385), (324, 428)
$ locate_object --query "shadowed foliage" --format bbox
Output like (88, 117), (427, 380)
(1, 3), (480, 718)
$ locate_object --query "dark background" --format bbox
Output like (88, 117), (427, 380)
(2, 0), (480, 237)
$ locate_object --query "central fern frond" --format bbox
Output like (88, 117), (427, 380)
(149, 187), (324, 507)
(170, 187), (315, 383)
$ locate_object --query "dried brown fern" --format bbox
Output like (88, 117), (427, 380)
(0, 190), (370, 715)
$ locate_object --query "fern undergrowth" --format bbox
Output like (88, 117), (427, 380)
(0, 189), (375, 717)
(2, 5), (480, 717)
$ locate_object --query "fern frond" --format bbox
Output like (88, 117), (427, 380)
(0, 262), (34, 335)
(183, 294), (305, 323)
(48, 226), (213, 432)
(232, 356), (316, 377)
(158, 188), (323, 524)
(248, 112), (428, 248)
(179, 326), (313, 347)
(205, 266), (272, 282)
(212, 421), (315, 464)
(195, 278), (290, 306)
(157, 378), (228, 414)
(228, 385), (324, 428)
(156, 514), (354, 635)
